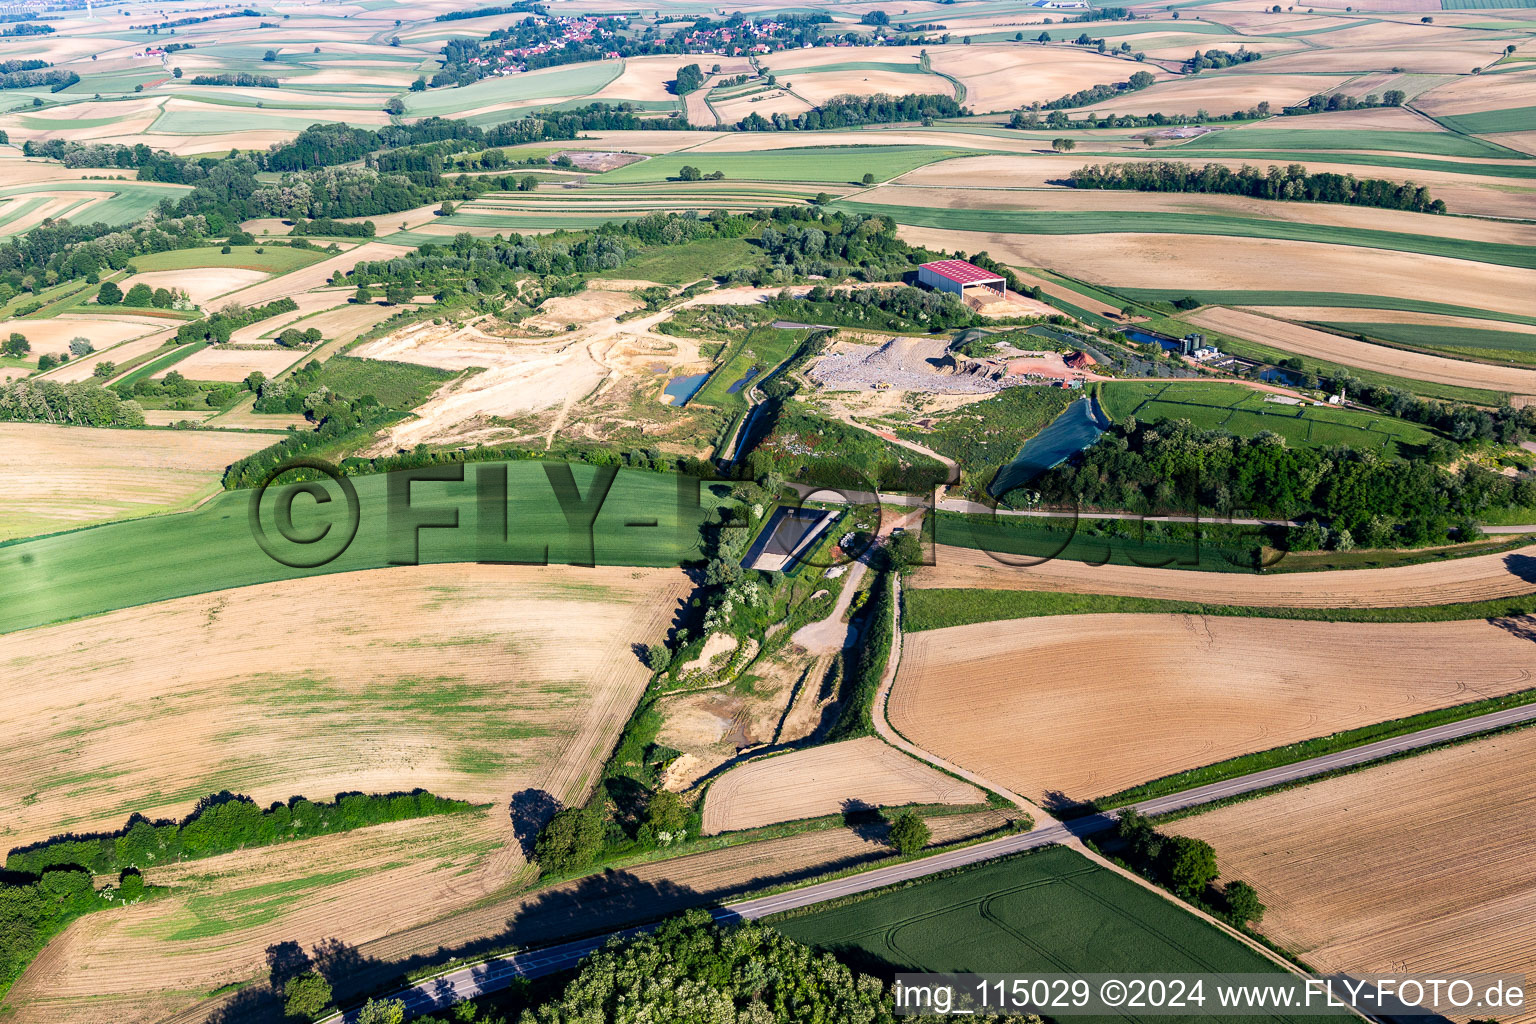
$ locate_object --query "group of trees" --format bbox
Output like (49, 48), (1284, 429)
(673, 62), (704, 94)
(97, 280), (188, 308)
(7, 790), (472, 876)
(0, 866), (135, 994)
(1030, 416), (1536, 544)
(737, 91), (966, 131)
(0, 378), (145, 427)
(1287, 88), (1405, 114)
(1183, 47), (1261, 72)
(1012, 103), (1269, 131)
(174, 297), (299, 345)
(1066, 160), (1446, 213)
(1039, 70), (1155, 111)
(0, 66), (78, 91)
(189, 72), (278, 88)
(1113, 810), (1265, 926)
(766, 283), (979, 332)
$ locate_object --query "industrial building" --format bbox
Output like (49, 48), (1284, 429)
(916, 260), (1007, 301)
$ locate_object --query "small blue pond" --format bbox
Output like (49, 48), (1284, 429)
(1123, 327), (1182, 352)
(663, 372), (710, 406)
(726, 366), (761, 394)
(988, 396), (1112, 498)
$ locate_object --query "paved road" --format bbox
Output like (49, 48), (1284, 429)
(325, 699), (1536, 1022)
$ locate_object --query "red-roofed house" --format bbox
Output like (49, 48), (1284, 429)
(917, 259), (1006, 300)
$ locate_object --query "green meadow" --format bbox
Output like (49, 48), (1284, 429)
(1099, 380), (1441, 458)
(0, 462), (711, 635)
(1317, 321), (1536, 364)
(596, 147), (972, 184)
(402, 61), (623, 117)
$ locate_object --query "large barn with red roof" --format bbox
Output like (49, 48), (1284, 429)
(916, 259), (1007, 300)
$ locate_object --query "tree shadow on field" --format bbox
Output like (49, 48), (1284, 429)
(1491, 613), (1536, 644)
(198, 823), (920, 1023)
(508, 789), (562, 860)
(841, 798), (888, 843)
(1504, 553), (1536, 586)
(1041, 789), (1094, 818)
(263, 939), (310, 990)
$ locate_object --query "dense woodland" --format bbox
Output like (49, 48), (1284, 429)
(1031, 417), (1536, 545)
(1067, 160), (1445, 213)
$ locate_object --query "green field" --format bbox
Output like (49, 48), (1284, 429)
(692, 324), (810, 409)
(1172, 126), (1527, 159)
(829, 201), (1536, 270)
(0, 461), (711, 635)
(0, 181), (191, 229)
(130, 245), (329, 274)
(402, 61), (624, 117)
(596, 147), (972, 184)
(1442, 0), (1536, 9)
(1316, 320), (1536, 363)
(308, 356), (458, 409)
(775, 845), (1324, 1024)
(1099, 381), (1440, 457)
(1144, 147), (1536, 179)
(1434, 104), (1536, 134)
(593, 236), (760, 285)
(150, 108), (365, 135)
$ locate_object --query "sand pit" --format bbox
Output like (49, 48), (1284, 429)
(1170, 728), (1536, 1012)
(0, 423), (270, 541)
(894, 225), (1536, 322)
(1188, 306), (1536, 395)
(702, 737), (983, 834)
(889, 614), (1536, 805)
(154, 344), (308, 382)
(915, 542), (1536, 607)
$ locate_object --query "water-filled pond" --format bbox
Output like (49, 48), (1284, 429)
(726, 366), (761, 394)
(988, 396), (1112, 498)
(1123, 327), (1182, 351)
(662, 372), (710, 406)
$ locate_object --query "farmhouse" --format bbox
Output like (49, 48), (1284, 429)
(917, 259), (1006, 301)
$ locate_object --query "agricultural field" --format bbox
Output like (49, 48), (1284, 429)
(1169, 727), (1536, 1012)
(911, 540), (1536, 607)
(701, 737), (984, 834)
(889, 614), (1536, 806)
(775, 845), (1320, 1017)
(1099, 380), (1442, 458)
(4, 0), (1536, 1016)
(0, 423), (274, 541)
(0, 563), (687, 1022)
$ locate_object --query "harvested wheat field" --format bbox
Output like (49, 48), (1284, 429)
(895, 225), (1536, 321)
(889, 614), (1536, 805)
(0, 563), (688, 849)
(154, 344), (307, 381)
(1169, 727), (1536, 1019)
(116, 268), (268, 306)
(702, 737), (984, 834)
(915, 542), (1536, 607)
(0, 423), (270, 540)
(0, 316), (161, 359)
(1189, 307), (1536, 395)
(1075, 73), (1351, 117)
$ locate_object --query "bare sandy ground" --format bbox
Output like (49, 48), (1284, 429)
(0, 423), (269, 541)
(895, 225), (1536, 321)
(914, 542), (1536, 606)
(890, 614), (1536, 805)
(701, 736), (983, 834)
(1170, 727), (1536, 1023)
(1187, 307), (1536, 395)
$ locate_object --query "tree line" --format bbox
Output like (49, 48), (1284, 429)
(737, 91), (966, 131)
(1039, 70), (1155, 111)
(1029, 416), (1536, 547)
(0, 378), (145, 427)
(1066, 160), (1446, 213)
(189, 72), (278, 88)
(6, 790), (473, 876)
